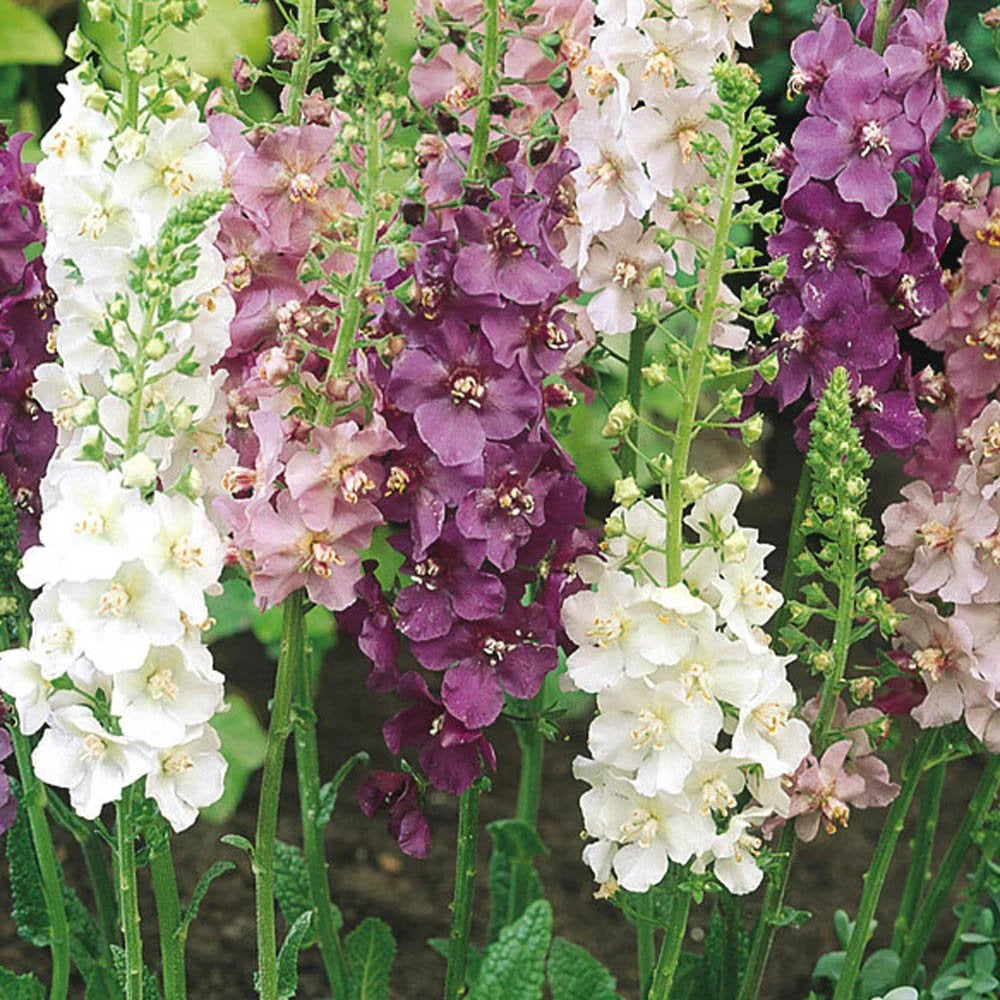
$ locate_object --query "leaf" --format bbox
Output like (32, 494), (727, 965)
(859, 949), (901, 997)
(180, 861), (235, 936)
(546, 938), (621, 1000)
(317, 751), (370, 828)
(345, 917), (396, 1000)
(427, 938), (482, 988)
(485, 819), (547, 942)
(813, 951), (845, 984)
(202, 693), (268, 824)
(469, 899), (552, 1000)
(0, 966), (45, 999)
(0, 0), (63, 65)
(109, 947), (163, 1000)
(220, 833), (254, 857)
(6, 781), (50, 948)
(275, 911), (314, 1000)
(204, 576), (258, 644)
(273, 841), (312, 930)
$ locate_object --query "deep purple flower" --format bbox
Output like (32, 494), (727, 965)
(411, 604), (557, 729)
(479, 298), (577, 380)
(336, 564), (400, 692)
(357, 770), (431, 859)
(393, 523), (507, 641)
(0, 728), (16, 835)
(382, 672), (496, 794)
(388, 319), (540, 467)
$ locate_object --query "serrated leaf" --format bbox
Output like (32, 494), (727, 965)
(275, 911), (313, 1000)
(0, 0), (63, 65)
(0, 965), (45, 999)
(469, 899), (552, 1000)
(486, 819), (547, 942)
(6, 781), (50, 948)
(273, 841), (312, 930)
(546, 938), (620, 1000)
(180, 861), (235, 936)
(202, 694), (267, 824)
(109, 946), (163, 1000)
(345, 917), (396, 1000)
(317, 751), (370, 828)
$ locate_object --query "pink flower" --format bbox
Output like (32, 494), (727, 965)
(787, 740), (867, 842)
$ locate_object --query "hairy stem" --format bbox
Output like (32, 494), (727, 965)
(636, 894), (657, 1000)
(10, 726), (70, 1000)
(116, 785), (144, 1000)
(148, 821), (186, 1000)
(444, 783), (482, 1000)
(647, 890), (692, 1000)
(293, 650), (348, 999)
(832, 731), (938, 1000)
(285, 0), (317, 121)
(466, 0), (500, 181)
(896, 756), (1000, 986)
(253, 589), (305, 1000)
(892, 758), (946, 953)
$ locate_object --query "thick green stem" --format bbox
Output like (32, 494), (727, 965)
(719, 894), (743, 999)
(665, 126), (744, 587)
(871, 0), (893, 54)
(10, 727), (70, 1000)
(647, 890), (692, 1000)
(285, 0), (317, 121)
(444, 784), (482, 1000)
(122, 0), (145, 128)
(896, 756), (1000, 986)
(636, 895), (657, 1000)
(466, 0), (500, 182)
(832, 731), (938, 1000)
(620, 324), (648, 480)
(116, 786), (144, 1000)
(293, 649), (348, 1000)
(892, 759), (946, 953)
(254, 589), (305, 1000)
(149, 821), (186, 1000)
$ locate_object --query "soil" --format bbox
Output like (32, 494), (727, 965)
(0, 419), (985, 1000)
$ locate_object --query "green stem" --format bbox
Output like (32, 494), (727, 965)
(636, 895), (657, 1000)
(935, 833), (1000, 979)
(293, 646), (348, 1000)
(285, 0), (317, 122)
(647, 890), (692, 1000)
(122, 0), (145, 128)
(621, 324), (648, 480)
(253, 589), (305, 1000)
(774, 464), (811, 639)
(79, 830), (119, 953)
(891, 759), (946, 953)
(666, 123), (745, 587)
(325, 100), (381, 384)
(832, 732), (938, 1000)
(466, 0), (500, 182)
(719, 894), (743, 999)
(443, 783), (482, 1000)
(149, 822), (186, 1000)
(115, 785), (144, 1000)
(10, 727), (70, 1000)
(896, 756), (1000, 986)
(871, 0), (893, 55)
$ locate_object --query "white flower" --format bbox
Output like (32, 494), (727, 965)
(111, 644), (224, 748)
(0, 648), (53, 735)
(59, 560), (183, 675)
(32, 704), (152, 819)
(577, 496), (669, 587)
(682, 747), (748, 817)
(146, 726), (227, 832)
(594, 0), (646, 28)
(654, 629), (761, 710)
(26, 586), (86, 680)
(731, 674), (811, 779)
(672, 0), (762, 52)
(692, 807), (770, 895)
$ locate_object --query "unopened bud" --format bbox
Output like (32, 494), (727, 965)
(735, 459), (762, 493)
(681, 471), (710, 502)
(121, 453), (158, 488)
(850, 677), (877, 702)
(126, 45), (152, 74)
(722, 530), (748, 562)
(602, 399), (636, 438)
(742, 413), (764, 444)
(110, 372), (136, 396)
(612, 476), (642, 509)
(642, 362), (669, 387)
(146, 336), (168, 360)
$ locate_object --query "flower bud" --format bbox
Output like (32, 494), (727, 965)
(681, 471), (709, 501)
(602, 399), (636, 438)
(741, 413), (764, 444)
(757, 352), (780, 384)
(612, 476), (642, 509)
(65, 28), (85, 61)
(270, 29), (304, 61)
(850, 677), (877, 702)
(126, 45), (152, 74)
(604, 514), (626, 539)
(722, 530), (748, 562)
(735, 459), (761, 492)
(642, 362), (669, 386)
(110, 372), (136, 396)
(121, 453), (158, 488)
(87, 0), (112, 20)
(146, 336), (168, 360)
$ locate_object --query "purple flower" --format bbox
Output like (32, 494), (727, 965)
(411, 604), (556, 729)
(479, 298), (577, 380)
(788, 14), (873, 105)
(382, 672), (496, 794)
(357, 770), (431, 859)
(0, 727), (15, 835)
(388, 319), (540, 467)
(336, 564), (400, 692)
(393, 523), (507, 641)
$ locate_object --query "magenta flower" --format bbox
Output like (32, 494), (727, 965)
(357, 770), (431, 859)
(0, 728), (16, 835)
(336, 565), (400, 693)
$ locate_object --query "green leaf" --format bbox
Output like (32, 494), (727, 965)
(202, 693), (267, 824)
(109, 947), (163, 1000)
(813, 951), (845, 984)
(180, 861), (235, 936)
(6, 782), (50, 948)
(0, 965), (45, 999)
(546, 938), (621, 1000)
(345, 917), (396, 1000)
(220, 833), (254, 857)
(273, 841), (313, 931)
(317, 751), (370, 828)
(0, 0), (63, 65)
(427, 938), (482, 988)
(204, 576), (258, 644)
(275, 911), (314, 1000)
(486, 819), (547, 942)
(470, 899), (552, 1000)
(859, 949), (900, 997)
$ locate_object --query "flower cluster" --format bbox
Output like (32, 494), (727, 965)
(0, 68), (233, 832)
(756, 0), (970, 455)
(564, 485), (809, 895)
(0, 128), (56, 551)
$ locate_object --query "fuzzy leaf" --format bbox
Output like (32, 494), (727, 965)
(0, 966), (45, 999)
(274, 911), (313, 1000)
(6, 782), (50, 948)
(109, 947), (163, 1000)
(273, 841), (313, 931)
(318, 751), (370, 828)
(859, 948), (900, 997)
(546, 938), (620, 1000)
(486, 819), (547, 942)
(345, 917), (396, 1000)
(180, 861), (235, 936)
(470, 899), (552, 1000)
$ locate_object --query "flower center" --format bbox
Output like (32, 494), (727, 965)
(856, 384), (882, 411)
(498, 485), (535, 517)
(41, 624), (74, 654)
(780, 325), (808, 356)
(966, 314), (1000, 361)
(163, 750), (194, 775)
(450, 372), (486, 408)
(681, 661), (712, 702)
(700, 776), (737, 815)
(981, 420), (1000, 458)
(587, 151), (622, 189)
(413, 558), (442, 590)
(171, 536), (203, 569)
(643, 49), (675, 84)
(226, 254), (252, 291)
(672, 119), (701, 162)
(97, 583), (130, 617)
(913, 645), (949, 680)
(752, 701), (788, 734)
(429, 713), (445, 737)
(584, 64), (616, 100)
(630, 709), (669, 751)
(613, 256), (641, 289)
(490, 223), (524, 257)
(620, 808), (659, 848)
(289, 172), (319, 203)
(78, 206), (111, 240)
(73, 509), (105, 536)
(976, 211), (1000, 247)
(311, 541), (345, 578)
(585, 613), (625, 646)
(384, 465), (412, 495)
(81, 733), (108, 762)
(340, 467), (376, 504)
(148, 666), (179, 701)
(858, 120), (892, 157)
(162, 161), (195, 198)
(802, 227), (838, 270)
(482, 636), (512, 664)
(917, 520), (954, 550)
